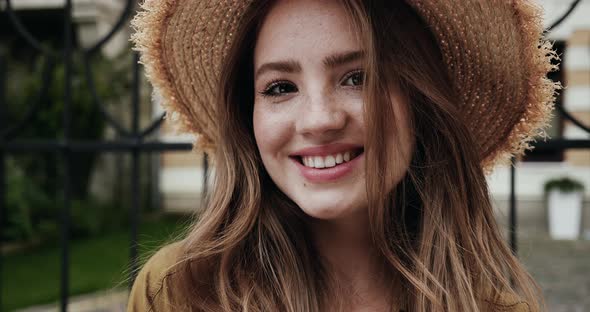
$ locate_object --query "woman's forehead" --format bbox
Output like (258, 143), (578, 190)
(254, 0), (360, 66)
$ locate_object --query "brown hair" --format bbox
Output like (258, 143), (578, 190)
(168, 0), (544, 311)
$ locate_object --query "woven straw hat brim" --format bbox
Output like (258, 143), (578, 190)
(131, 0), (560, 173)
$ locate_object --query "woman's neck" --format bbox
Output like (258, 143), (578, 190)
(310, 209), (393, 310)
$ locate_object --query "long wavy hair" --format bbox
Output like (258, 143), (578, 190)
(167, 1), (544, 311)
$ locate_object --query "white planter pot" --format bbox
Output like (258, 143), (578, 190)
(547, 190), (583, 240)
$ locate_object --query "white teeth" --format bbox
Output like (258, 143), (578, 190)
(300, 150), (360, 168)
(335, 153), (343, 164)
(325, 155), (336, 168)
(314, 156), (325, 168)
(306, 156), (314, 167)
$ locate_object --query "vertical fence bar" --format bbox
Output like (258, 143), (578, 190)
(509, 156), (518, 256)
(0, 149), (4, 312)
(0, 52), (7, 311)
(60, 0), (73, 310)
(129, 51), (141, 284)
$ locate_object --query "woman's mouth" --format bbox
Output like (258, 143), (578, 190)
(296, 148), (363, 169)
(289, 146), (364, 183)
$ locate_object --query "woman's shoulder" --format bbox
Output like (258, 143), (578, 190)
(481, 290), (533, 312)
(127, 241), (187, 312)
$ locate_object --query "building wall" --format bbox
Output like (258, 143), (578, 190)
(158, 118), (208, 214)
(564, 29), (590, 166)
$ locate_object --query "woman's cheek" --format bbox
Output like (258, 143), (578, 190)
(253, 102), (295, 155)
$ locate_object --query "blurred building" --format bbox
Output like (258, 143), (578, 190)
(1, 0), (130, 57)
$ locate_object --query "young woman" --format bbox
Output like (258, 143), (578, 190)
(130, 0), (559, 311)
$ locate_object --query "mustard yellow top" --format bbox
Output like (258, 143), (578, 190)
(127, 242), (532, 312)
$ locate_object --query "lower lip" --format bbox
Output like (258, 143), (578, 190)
(291, 152), (364, 183)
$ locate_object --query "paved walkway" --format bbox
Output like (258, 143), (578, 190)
(517, 223), (590, 312)
(15, 290), (127, 312)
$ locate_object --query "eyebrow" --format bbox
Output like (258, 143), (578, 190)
(322, 50), (364, 69)
(255, 50), (364, 78)
(255, 60), (301, 78)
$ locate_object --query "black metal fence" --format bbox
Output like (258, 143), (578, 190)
(0, 0), (588, 311)
(0, 0), (194, 311)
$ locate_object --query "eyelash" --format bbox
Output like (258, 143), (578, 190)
(260, 79), (295, 98)
(342, 69), (365, 88)
(259, 69), (365, 98)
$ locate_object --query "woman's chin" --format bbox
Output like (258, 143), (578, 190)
(297, 200), (365, 221)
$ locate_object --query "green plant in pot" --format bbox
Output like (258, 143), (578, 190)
(544, 177), (585, 240)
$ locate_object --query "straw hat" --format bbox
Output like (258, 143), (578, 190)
(131, 0), (560, 173)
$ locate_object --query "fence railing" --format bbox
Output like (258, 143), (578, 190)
(0, 0), (588, 311)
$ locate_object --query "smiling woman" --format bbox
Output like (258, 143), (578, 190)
(129, 0), (559, 311)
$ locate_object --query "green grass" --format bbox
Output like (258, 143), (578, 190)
(2, 215), (190, 311)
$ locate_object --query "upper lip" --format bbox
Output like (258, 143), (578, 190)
(290, 143), (364, 157)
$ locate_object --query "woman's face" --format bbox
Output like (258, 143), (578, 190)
(253, 0), (413, 221)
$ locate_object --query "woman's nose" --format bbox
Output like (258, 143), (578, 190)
(295, 94), (347, 137)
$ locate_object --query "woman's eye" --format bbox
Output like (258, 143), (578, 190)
(342, 70), (365, 87)
(261, 81), (298, 97)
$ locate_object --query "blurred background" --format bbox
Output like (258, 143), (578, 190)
(0, 0), (588, 311)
